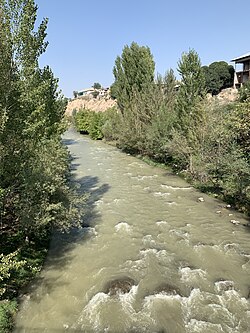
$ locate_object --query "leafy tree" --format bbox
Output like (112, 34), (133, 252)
(0, 0), (83, 305)
(176, 49), (206, 134)
(112, 41), (155, 112)
(0, 252), (26, 297)
(88, 112), (104, 140)
(144, 70), (177, 160)
(75, 109), (92, 134)
(110, 82), (118, 100)
(74, 109), (104, 139)
(101, 107), (121, 141)
(202, 61), (234, 95)
(104, 69), (177, 157)
(73, 91), (78, 98)
(92, 82), (102, 89)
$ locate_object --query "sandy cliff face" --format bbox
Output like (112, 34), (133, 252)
(66, 87), (238, 117)
(65, 96), (116, 116)
(207, 88), (238, 104)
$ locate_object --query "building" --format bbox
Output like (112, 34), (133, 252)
(76, 88), (95, 97)
(74, 87), (110, 99)
(231, 52), (250, 88)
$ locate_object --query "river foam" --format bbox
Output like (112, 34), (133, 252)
(115, 222), (132, 233)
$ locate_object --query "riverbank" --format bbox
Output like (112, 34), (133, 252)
(101, 136), (250, 222)
(136, 154), (249, 218)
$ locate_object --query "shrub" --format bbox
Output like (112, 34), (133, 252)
(0, 252), (26, 298)
(102, 107), (121, 141)
(74, 109), (92, 134)
(0, 300), (17, 333)
(88, 112), (104, 140)
(74, 109), (104, 140)
(238, 80), (250, 102)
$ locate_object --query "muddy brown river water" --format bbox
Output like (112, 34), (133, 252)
(14, 129), (250, 332)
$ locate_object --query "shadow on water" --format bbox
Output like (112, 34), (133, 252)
(18, 157), (110, 305)
(70, 156), (111, 228)
(62, 138), (78, 146)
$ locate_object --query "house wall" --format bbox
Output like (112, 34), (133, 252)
(234, 60), (250, 88)
(243, 61), (250, 71)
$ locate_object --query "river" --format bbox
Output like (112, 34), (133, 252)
(14, 128), (250, 333)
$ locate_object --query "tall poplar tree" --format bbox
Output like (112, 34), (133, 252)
(0, 0), (82, 247)
(176, 49), (206, 134)
(112, 42), (155, 112)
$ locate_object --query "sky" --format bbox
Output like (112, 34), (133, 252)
(35, 0), (250, 98)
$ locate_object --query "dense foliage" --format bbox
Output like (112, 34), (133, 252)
(238, 79), (250, 102)
(101, 44), (250, 216)
(176, 49), (206, 135)
(74, 109), (104, 140)
(202, 61), (234, 95)
(0, 0), (83, 329)
(111, 42), (155, 112)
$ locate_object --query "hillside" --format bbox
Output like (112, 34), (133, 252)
(66, 96), (116, 116)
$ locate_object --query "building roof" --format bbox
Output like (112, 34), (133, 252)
(79, 88), (95, 92)
(231, 52), (250, 63)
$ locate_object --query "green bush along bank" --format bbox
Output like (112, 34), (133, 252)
(74, 108), (105, 140)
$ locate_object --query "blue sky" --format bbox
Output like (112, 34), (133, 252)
(36, 0), (250, 98)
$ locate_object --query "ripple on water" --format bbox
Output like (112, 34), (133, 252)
(131, 175), (158, 181)
(214, 280), (235, 293)
(123, 172), (133, 176)
(155, 220), (171, 231)
(113, 198), (124, 204)
(166, 201), (178, 206)
(94, 199), (104, 207)
(179, 267), (207, 287)
(76, 292), (109, 329)
(161, 184), (192, 191)
(153, 191), (171, 198)
(128, 162), (146, 168)
(156, 220), (169, 226)
(169, 229), (190, 243)
(75, 285), (140, 332)
(143, 186), (150, 192)
(115, 222), (132, 233)
(182, 288), (250, 333)
(72, 276), (250, 332)
(142, 234), (157, 247)
(85, 227), (98, 237)
(185, 319), (224, 333)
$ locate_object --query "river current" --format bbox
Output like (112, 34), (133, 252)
(14, 129), (250, 332)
